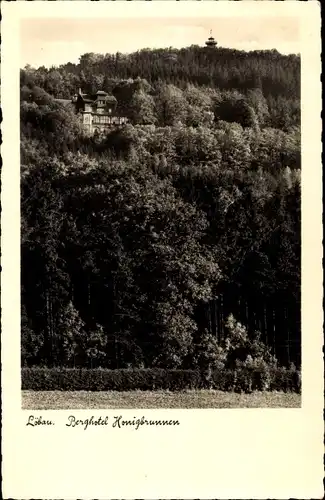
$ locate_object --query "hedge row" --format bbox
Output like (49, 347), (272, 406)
(21, 367), (301, 393)
(21, 368), (202, 392)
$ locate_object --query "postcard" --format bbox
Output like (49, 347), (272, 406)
(1, 1), (323, 498)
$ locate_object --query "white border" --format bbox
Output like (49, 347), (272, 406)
(1, 2), (323, 498)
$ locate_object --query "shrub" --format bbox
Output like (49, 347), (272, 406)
(210, 368), (236, 391)
(21, 367), (202, 392)
(21, 366), (301, 393)
(270, 364), (301, 393)
(224, 314), (278, 370)
(193, 333), (227, 371)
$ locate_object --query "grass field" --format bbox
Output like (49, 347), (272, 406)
(22, 389), (301, 409)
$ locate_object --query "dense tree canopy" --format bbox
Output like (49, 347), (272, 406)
(21, 46), (301, 369)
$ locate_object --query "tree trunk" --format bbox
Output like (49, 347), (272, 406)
(220, 294), (224, 340)
(263, 302), (268, 345)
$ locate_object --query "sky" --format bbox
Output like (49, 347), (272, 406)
(20, 16), (300, 69)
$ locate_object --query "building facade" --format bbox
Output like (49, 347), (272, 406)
(73, 89), (128, 134)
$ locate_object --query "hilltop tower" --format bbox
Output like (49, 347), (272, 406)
(205, 30), (217, 48)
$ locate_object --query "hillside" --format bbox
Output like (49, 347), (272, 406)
(20, 47), (301, 372)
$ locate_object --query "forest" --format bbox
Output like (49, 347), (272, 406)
(21, 45), (301, 373)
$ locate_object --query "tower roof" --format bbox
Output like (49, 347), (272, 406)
(205, 29), (217, 48)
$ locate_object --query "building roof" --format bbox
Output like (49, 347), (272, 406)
(79, 92), (117, 103)
(104, 95), (117, 102)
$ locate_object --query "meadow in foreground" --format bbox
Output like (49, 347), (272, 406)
(22, 389), (301, 410)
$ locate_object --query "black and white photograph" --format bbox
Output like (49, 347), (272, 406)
(1, 1), (323, 498)
(19, 11), (304, 410)
(19, 13), (304, 407)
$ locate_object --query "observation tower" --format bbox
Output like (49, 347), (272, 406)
(205, 30), (217, 48)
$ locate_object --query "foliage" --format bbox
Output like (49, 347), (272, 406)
(20, 45), (301, 374)
(54, 301), (87, 367)
(214, 95), (258, 129)
(21, 304), (44, 366)
(21, 366), (301, 393)
(223, 314), (278, 369)
(21, 45), (300, 105)
(129, 90), (157, 125)
(21, 368), (202, 392)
